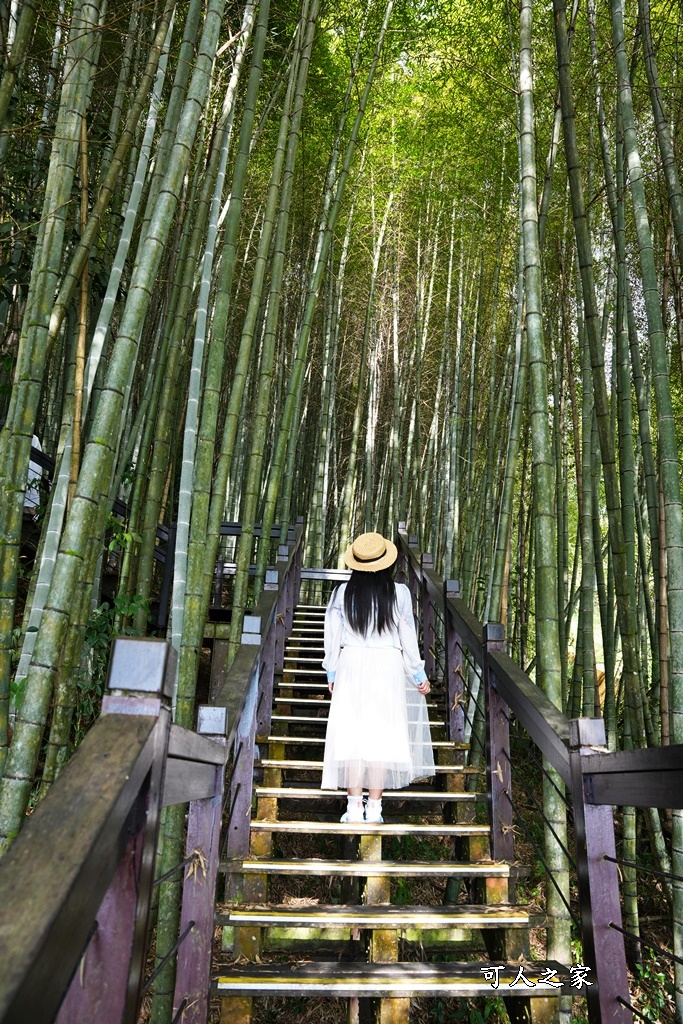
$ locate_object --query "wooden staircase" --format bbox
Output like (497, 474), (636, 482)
(214, 605), (568, 1022)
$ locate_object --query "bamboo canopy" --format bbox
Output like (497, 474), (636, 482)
(0, 0), (683, 1017)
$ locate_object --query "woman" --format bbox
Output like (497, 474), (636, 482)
(321, 531), (435, 823)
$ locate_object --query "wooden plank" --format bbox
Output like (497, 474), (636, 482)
(485, 624), (514, 863)
(220, 859), (510, 877)
(173, 756), (225, 1024)
(162, 759), (219, 808)
(0, 714), (164, 1024)
(257, 759), (476, 773)
(218, 904), (530, 929)
(580, 743), (683, 808)
(586, 770), (683, 808)
(214, 960), (572, 998)
(249, 820), (490, 836)
(444, 595), (484, 662)
(264, 736), (467, 748)
(168, 723), (228, 765)
(252, 787), (479, 802)
(570, 719), (632, 1024)
(488, 650), (571, 785)
(211, 645), (260, 746)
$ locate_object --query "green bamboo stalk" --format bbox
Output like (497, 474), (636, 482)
(11, 21), (173, 698)
(0, 0), (102, 778)
(337, 190), (393, 564)
(0, 0), (227, 854)
(639, 0), (683, 282)
(0, 0), (37, 133)
(229, 0), (319, 648)
(168, 0), (266, 685)
(609, 7), (683, 1000)
(134, 6), (256, 633)
(225, 1), (314, 662)
(252, 0), (395, 586)
(519, 0), (570, 977)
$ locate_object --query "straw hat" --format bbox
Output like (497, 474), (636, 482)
(344, 532), (398, 572)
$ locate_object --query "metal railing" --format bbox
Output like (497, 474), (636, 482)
(397, 524), (683, 1024)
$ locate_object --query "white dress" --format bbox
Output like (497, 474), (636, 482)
(321, 582), (435, 791)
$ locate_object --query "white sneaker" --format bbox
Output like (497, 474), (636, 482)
(365, 799), (383, 824)
(341, 798), (364, 823)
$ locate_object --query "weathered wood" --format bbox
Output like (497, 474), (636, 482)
(220, 859), (510, 877)
(570, 719), (632, 1024)
(214, 960), (572, 998)
(488, 649), (571, 785)
(256, 613), (277, 739)
(210, 640), (230, 700)
(249, 820), (490, 836)
(484, 623), (514, 864)
(421, 553), (436, 677)
(168, 723), (228, 765)
(225, 662), (259, 859)
(218, 904), (530, 928)
(445, 580), (466, 746)
(173, 741), (226, 1024)
(162, 759), (219, 807)
(580, 743), (683, 808)
(0, 714), (168, 1024)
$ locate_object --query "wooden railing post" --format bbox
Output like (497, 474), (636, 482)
(421, 553), (436, 678)
(257, 590), (278, 740)
(173, 707), (228, 1024)
(483, 623), (514, 863)
(293, 517), (305, 603)
(445, 580), (465, 745)
(56, 638), (175, 1024)
(225, 661), (260, 863)
(275, 545), (289, 672)
(570, 719), (633, 1024)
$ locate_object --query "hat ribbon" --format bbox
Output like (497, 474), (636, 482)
(354, 545), (387, 563)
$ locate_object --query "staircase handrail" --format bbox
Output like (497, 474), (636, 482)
(0, 521), (305, 1024)
(396, 525), (682, 1024)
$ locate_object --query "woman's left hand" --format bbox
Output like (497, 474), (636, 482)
(417, 679), (430, 695)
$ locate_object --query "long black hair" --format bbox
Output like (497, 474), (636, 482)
(343, 567), (397, 637)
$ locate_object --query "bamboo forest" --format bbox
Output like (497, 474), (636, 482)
(1, 0), (683, 1022)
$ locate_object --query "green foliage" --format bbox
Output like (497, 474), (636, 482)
(430, 995), (506, 1024)
(106, 513), (141, 553)
(632, 951), (675, 1022)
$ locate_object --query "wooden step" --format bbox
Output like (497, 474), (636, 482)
(274, 679), (327, 688)
(273, 697), (440, 710)
(254, 787), (481, 802)
(217, 903), (529, 929)
(257, 759), (471, 773)
(264, 735), (469, 749)
(283, 658), (325, 665)
(249, 820), (489, 836)
(214, 960), (570, 998)
(270, 714), (446, 725)
(220, 858), (510, 877)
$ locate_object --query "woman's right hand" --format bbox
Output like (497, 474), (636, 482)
(417, 679), (430, 695)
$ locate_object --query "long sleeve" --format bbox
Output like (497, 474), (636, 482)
(396, 584), (427, 685)
(322, 586), (344, 683)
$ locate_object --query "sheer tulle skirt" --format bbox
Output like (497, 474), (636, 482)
(321, 646), (435, 791)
